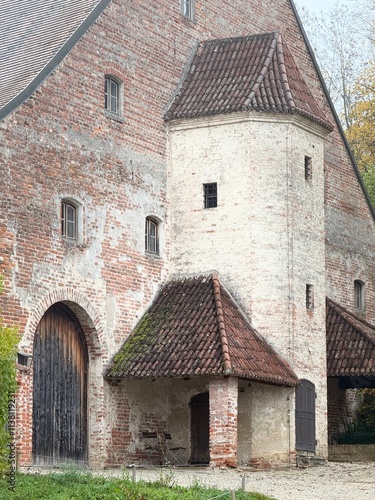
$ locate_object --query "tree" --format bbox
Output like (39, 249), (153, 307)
(0, 275), (18, 475)
(345, 62), (375, 173)
(344, 60), (375, 205)
(297, 1), (375, 204)
(298, 1), (374, 128)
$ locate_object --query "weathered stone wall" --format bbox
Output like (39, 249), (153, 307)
(238, 382), (294, 468)
(1, 0), (374, 468)
(105, 377), (212, 467)
(168, 113), (328, 460)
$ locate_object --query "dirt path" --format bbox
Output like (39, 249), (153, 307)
(119, 462), (375, 500)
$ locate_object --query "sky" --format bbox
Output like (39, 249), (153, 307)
(294, 0), (351, 15)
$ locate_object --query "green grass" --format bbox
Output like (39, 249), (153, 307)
(0, 470), (275, 499)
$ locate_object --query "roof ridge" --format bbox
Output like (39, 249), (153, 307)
(212, 272), (232, 375)
(275, 33), (295, 111)
(245, 32), (278, 106)
(0, 0), (112, 120)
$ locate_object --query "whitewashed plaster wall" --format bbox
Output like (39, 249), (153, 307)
(116, 377), (211, 464)
(238, 382), (294, 465)
(167, 112), (329, 459)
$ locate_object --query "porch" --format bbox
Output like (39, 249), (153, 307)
(105, 274), (299, 468)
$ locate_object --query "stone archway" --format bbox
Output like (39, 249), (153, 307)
(32, 303), (88, 466)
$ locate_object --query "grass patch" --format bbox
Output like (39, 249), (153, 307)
(0, 470), (275, 499)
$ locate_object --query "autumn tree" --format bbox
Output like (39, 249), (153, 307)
(298, 1), (375, 204)
(297, 1), (374, 128)
(345, 62), (375, 173)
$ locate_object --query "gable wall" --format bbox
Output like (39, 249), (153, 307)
(1, 0), (312, 357)
(1, 0), (375, 467)
(1, 0), (310, 468)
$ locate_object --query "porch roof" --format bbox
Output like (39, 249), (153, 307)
(165, 32), (332, 131)
(327, 298), (375, 377)
(105, 274), (299, 387)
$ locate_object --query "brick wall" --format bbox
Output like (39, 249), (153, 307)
(1, 0), (375, 468)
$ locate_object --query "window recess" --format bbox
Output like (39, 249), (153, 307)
(203, 182), (217, 209)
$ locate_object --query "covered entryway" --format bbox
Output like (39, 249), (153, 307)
(32, 303), (88, 465)
(105, 274), (299, 467)
(296, 379), (316, 452)
(326, 298), (375, 448)
(190, 392), (209, 464)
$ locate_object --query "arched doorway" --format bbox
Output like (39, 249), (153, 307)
(32, 303), (88, 465)
(190, 392), (209, 464)
(295, 379), (316, 452)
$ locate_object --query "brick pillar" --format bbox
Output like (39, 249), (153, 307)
(209, 377), (238, 467)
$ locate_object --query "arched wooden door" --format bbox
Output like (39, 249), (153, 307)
(295, 379), (316, 452)
(32, 303), (88, 465)
(190, 392), (209, 464)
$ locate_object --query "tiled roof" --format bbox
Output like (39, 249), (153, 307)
(165, 32), (332, 130)
(327, 298), (375, 377)
(0, 0), (110, 119)
(105, 274), (299, 387)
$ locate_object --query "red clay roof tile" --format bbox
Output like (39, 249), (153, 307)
(165, 32), (333, 131)
(327, 298), (375, 377)
(105, 274), (299, 387)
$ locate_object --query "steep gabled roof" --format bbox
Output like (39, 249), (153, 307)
(326, 298), (375, 377)
(105, 274), (299, 387)
(165, 32), (332, 130)
(0, 0), (111, 120)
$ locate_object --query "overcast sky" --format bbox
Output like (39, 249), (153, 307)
(294, 0), (351, 15)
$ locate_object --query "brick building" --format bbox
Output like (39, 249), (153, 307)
(1, 0), (375, 469)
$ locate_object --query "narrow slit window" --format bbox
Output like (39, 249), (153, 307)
(306, 284), (314, 310)
(145, 217), (159, 254)
(354, 280), (365, 312)
(305, 156), (312, 180)
(204, 183), (217, 209)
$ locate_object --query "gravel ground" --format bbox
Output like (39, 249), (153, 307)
(108, 462), (375, 500)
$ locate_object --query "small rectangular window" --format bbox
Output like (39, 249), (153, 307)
(306, 284), (314, 310)
(204, 183), (217, 209)
(180, 0), (194, 20)
(105, 76), (120, 115)
(305, 156), (312, 180)
(61, 201), (77, 240)
(145, 217), (159, 254)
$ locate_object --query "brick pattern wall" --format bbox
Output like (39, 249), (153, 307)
(209, 377), (238, 467)
(1, 0), (375, 468)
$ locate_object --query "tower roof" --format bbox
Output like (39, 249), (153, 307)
(165, 32), (332, 130)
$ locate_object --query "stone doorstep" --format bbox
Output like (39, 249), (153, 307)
(296, 455), (327, 467)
